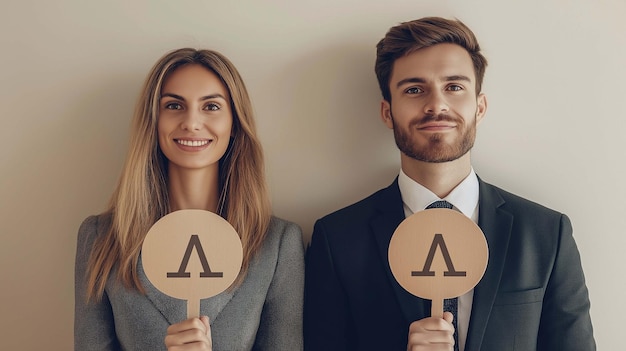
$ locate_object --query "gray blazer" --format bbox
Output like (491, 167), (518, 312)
(75, 214), (304, 351)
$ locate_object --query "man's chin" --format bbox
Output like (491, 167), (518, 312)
(401, 146), (471, 163)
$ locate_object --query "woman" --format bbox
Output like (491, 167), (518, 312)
(75, 48), (304, 350)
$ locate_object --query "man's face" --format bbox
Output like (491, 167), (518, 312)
(381, 43), (487, 163)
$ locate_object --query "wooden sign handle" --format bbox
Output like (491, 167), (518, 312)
(187, 299), (200, 319)
(431, 298), (443, 319)
(187, 287), (199, 319)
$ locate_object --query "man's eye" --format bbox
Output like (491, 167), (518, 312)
(204, 103), (220, 111)
(165, 103), (183, 110)
(447, 85), (463, 91)
(405, 87), (423, 94)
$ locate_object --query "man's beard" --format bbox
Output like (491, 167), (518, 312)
(392, 112), (477, 163)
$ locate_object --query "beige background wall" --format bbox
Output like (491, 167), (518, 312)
(0, 0), (623, 349)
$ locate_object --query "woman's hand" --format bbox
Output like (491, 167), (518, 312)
(164, 316), (212, 351)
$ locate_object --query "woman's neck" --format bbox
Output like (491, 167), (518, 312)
(167, 165), (220, 212)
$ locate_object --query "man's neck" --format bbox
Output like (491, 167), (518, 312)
(400, 153), (472, 199)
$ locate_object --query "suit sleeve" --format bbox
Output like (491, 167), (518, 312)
(253, 221), (305, 351)
(537, 214), (596, 350)
(74, 216), (121, 351)
(304, 220), (350, 351)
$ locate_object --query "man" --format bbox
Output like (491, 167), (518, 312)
(304, 17), (595, 351)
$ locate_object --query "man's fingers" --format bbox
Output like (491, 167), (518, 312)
(442, 311), (454, 325)
(409, 316), (454, 333)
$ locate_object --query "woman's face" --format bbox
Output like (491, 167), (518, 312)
(157, 64), (233, 173)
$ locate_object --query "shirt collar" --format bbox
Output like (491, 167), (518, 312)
(398, 168), (479, 220)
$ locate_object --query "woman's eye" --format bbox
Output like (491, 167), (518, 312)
(204, 103), (220, 111)
(164, 102), (183, 110)
(405, 87), (423, 94)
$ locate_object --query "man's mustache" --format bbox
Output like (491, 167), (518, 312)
(410, 113), (461, 127)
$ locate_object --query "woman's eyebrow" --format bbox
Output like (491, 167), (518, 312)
(160, 93), (227, 101)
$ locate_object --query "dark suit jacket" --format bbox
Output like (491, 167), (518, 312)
(304, 178), (595, 351)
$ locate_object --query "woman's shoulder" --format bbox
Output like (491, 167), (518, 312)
(268, 216), (301, 233)
(261, 216), (304, 253)
(76, 213), (112, 251)
(267, 216), (303, 241)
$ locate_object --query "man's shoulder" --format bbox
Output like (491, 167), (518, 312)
(480, 180), (564, 217)
(316, 181), (399, 227)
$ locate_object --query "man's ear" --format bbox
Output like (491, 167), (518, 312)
(381, 100), (394, 129)
(476, 93), (487, 125)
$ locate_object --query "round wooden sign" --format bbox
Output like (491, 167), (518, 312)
(142, 209), (243, 318)
(388, 208), (488, 317)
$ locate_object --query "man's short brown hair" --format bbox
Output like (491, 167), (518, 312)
(375, 17), (488, 102)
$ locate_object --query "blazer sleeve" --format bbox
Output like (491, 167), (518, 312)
(537, 214), (595, 350)
(253, 221), (305, 351)
(304, 220), (350, 351)
(74, 216), (121, 351)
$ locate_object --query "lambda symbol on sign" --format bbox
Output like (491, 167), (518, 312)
(167, 234), (224, 278)
(412, 234), (467, 277)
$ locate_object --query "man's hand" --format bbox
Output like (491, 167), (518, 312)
(407, 311), (455, 351)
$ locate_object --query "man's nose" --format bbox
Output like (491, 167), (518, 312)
(423, 91), (449, 114)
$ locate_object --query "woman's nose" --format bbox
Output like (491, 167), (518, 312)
(180, 110), (202, 131)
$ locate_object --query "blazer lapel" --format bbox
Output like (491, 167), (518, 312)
(139, 254), (187, 325)
(138, 253), (236, 325)
(371, 179), (428, 324)
(465, 180), (513, 351)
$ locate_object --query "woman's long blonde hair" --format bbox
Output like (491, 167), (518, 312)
(86, 48), (271, 300)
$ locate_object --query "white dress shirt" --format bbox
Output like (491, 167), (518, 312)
(397, 168), (480, 351)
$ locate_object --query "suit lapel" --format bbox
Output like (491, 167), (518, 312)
(465, 180), (513, 351)
(371, 179), (428, 324)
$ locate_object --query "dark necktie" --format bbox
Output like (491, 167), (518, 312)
(425, 200), (459, 351)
